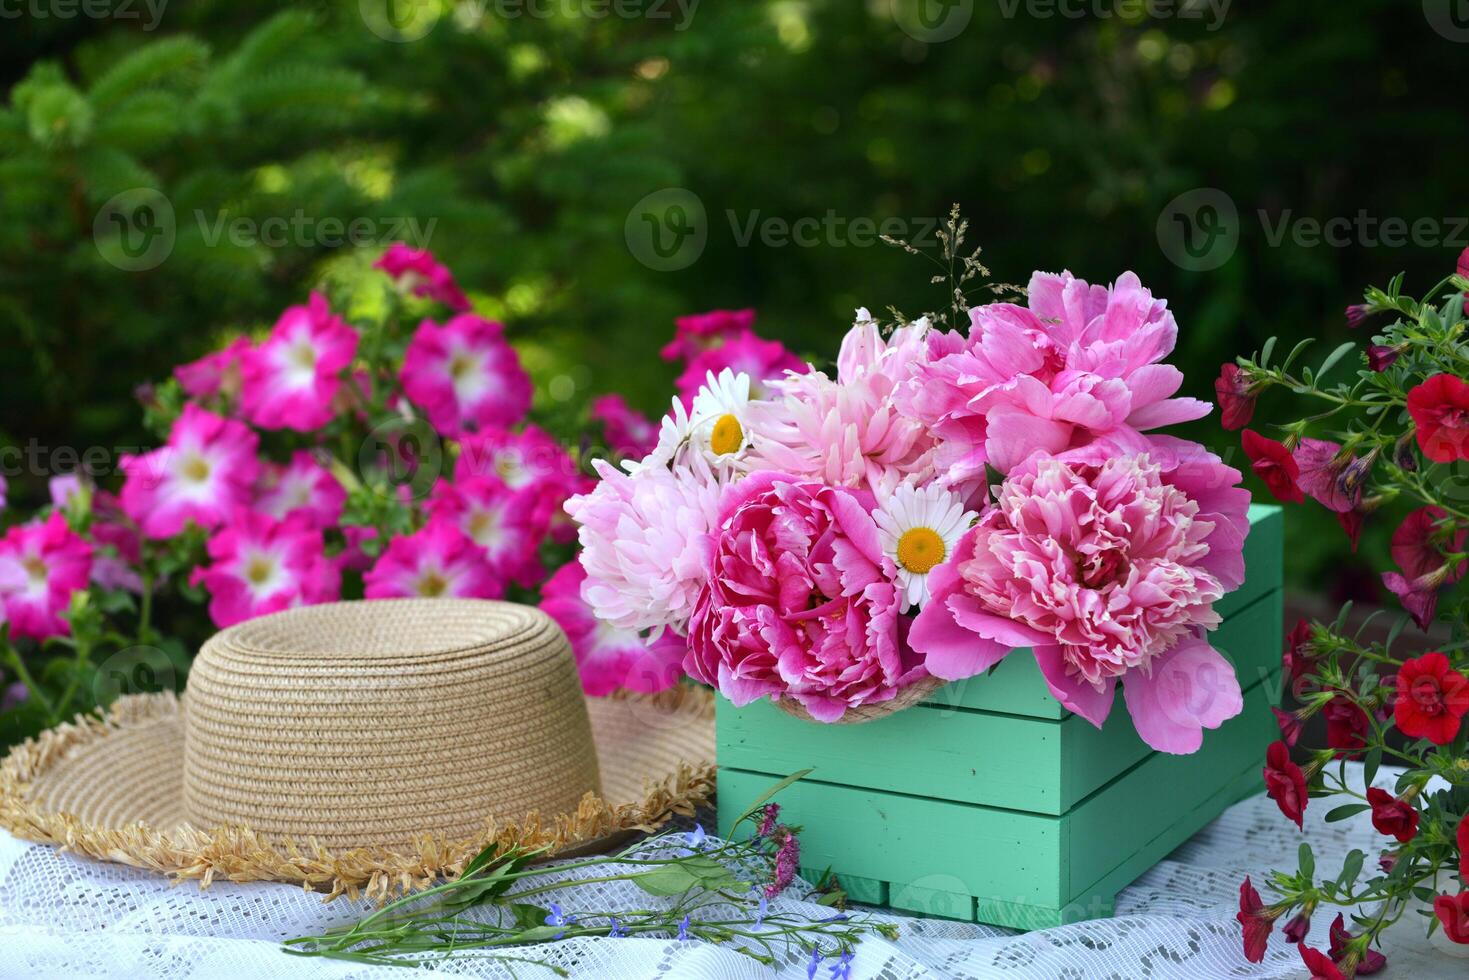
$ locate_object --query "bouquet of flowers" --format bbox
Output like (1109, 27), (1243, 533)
(569, 214), (1252, 753)
(1223, 250), (1469, 974)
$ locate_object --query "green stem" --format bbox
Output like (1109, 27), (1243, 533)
(3, 643), (57, 722)
(52, 632), (92, 721)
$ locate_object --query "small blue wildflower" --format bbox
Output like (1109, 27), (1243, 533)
(806, 947), (823, 979)
(676, 914), (692, 941)
(544, 903), (578, 939)
(829, 950), (854, 980)
(753, 895), (769, 928)
(607, 918), (629, 938)
(685, 824), (707, 850)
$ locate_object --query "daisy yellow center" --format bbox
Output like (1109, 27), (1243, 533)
(709, 414), (743, 456)
(183, 455), (211, 483)
(896, 527), (945, 574)
(417, 572), (448, 597)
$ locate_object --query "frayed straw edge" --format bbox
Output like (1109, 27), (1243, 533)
(0, 690), (717, 904)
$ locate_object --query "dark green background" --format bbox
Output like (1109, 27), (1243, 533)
(3, 0), (1466, 600)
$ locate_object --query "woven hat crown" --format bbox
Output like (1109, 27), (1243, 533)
(181, 598), (600, 850)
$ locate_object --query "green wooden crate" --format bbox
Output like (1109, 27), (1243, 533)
(717, 505), (1283, 931)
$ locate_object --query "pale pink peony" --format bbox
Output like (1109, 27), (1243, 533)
(539, 561), (685, 696)
(375, 242), (471, 312)
(745, 313), (935, 494)
(899, 271), (1212, 481)
(909, 442), (1249, 753)
(455, 425), (581, 541)
(363, 518), (502, 600)
(190, 509), (340, 628)
(401, 315), (532, 438)
(660, 308), (756, 363)
(428, 476), (547, 589)
(590, 393), (660, 459)
(119, 404), (261, 539)
(675, 330), (807, 404)
(564, 457), (729, 636)
(684, 472), (925, 722)
(0, 513), (93, 640)
(253, 451), (347, 528)
(240, 293), (359, 432)
(175, 337), (252, 402)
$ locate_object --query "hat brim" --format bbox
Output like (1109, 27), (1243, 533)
(0, 687), (715, 901)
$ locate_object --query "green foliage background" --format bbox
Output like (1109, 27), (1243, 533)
(2, 0), (1466, 600)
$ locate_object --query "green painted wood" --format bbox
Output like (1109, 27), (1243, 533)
(802, 868), (888, 906)
(717, 587), (1282, 815)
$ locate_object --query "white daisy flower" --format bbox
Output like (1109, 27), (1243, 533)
(623, 395), (694, 475)
(873, 483), (976, 612)
(689, 368), (753, 465)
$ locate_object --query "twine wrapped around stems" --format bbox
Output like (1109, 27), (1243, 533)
(773, 675), (947, 724)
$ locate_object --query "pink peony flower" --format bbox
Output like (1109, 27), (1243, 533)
(565, 457), (729, 636)
(428, 476), (547, 589)
(374, 242), (471, 312)
(119, 404), (261, 539)
(174, 337), (252, 402)
(660, 308), (756, 363)
(539, 561), (685, 695)
(899, 271), (1211, 480)
(683, 472), (925, 722)
(455, 425), (582, 541)
(0, 513), (94, 640)
(254, 451), (347, 528)
(746, 313), (936, 494)
(590, 393), (660, 459)
(190, 510), (340, 628)
(240, 294), (359, 432)
(401, 314), (532, 438)
(675, 330), (807, 404)
(909, 443), (1249, 753)
(363, 519), (502, 600)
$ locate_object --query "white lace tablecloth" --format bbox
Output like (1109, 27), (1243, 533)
(1, 769), (1463, 979)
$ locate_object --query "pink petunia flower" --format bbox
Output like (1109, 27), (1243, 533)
(88, 491), (144, 593)
(400, 315), (532, 438)
(898, 271), (1211, 480)
(254, 451), (347, 528)
(175, 336), (252, 402)
(119, 404), (261, 539)
(565, 457), (729, 636)
(374, 242), (471, 312)
(363, 518), (502, 600)
(590, 394), (660, 460)
(660, 308), (756, 363)
(908, 442), (1250, 753)
(190, 509), (341, 628)
(675, 330), (807, 404)
(455, 425), (581, 541)
(683, 472), (923, 721)
(539, 561), (685, 695)
(0, 513), (93, 640)
(428, 476), (547, 589)
(240, 293), (360, 432)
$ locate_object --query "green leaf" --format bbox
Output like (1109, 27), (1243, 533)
(507, 903), (548, 931)
(1317, 341), (1358, 379)
(729, 768), (813, 831)
(1364, 746), (1382, 788)
(459, 843), (501, 880)
(1298, 842), (1315, 880)
(1324, 804), (1370, 823)
(1337, 849), (1365, 889)
(1260, 336), (1277, 367)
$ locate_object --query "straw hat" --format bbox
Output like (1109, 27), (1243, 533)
(0, 599), (715, 900)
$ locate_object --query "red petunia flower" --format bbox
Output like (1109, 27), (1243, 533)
(1292, 438), (1358, 513)
(1242, 430), (1304, 503)
(1365, 787), (1419, 843)
(1335, 507), (1365, 552)
(1323, 696), (1371, 759)
(1272, 706), (1305, 747)
(1215, 362), (1257, 430)
(1264, 741), (1308, 828)
(1283, 912), (1311, 943)
(1459, 813), (1469, 882)
(1327, 913), (1386, 974)
(1236, 876), (1279, 963)
(1283, 619), (1317, 686)
(1393, 652), (1469, 745)
(1299, 943), (1346, 979)
(1366, 345), (1401, 372)
(1406, 373), (1469, 463)
(1381, 507), (1467, 632)
(1434, 892), (1469, 945)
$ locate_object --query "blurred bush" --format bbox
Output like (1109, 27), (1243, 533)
(2, 0), (1465, 596)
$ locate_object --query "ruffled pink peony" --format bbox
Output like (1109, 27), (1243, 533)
(401, 315), (532, 438)
(374, 242), (471, 312)
(119, 404), (261, 539)
(254, 451), (347, 528)
(745, 314), (936, 494)
(565, 457), (729, 636)
(909, 442), (1249, 753)
(0, 513), (93, 640)
(683, 472), (924, 722)
(590, 394), (660, 459)
(190, 509), (340, 628)
(240, 294), (359, 432)
(899, 271), (1211, 481)
(539, 561), (685, 695)
(428, 476), (547, 589)
(175, 337), (252, 402)
(661, 308), (756, 363)
(676, 330), (806, 404)
(363, 519), (503, 600)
